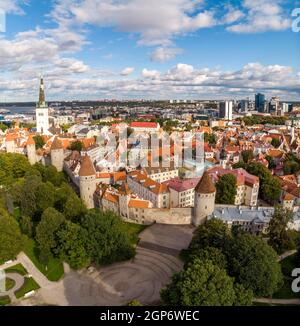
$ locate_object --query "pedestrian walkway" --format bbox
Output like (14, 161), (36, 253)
(0, 272), (24, 303)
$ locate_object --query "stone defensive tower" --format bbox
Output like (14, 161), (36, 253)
(50, 137), (64, 172)
(193, 171), (216, 226)
(79, 155), (97, 209)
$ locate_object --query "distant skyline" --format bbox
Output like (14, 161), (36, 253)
(0, 0), (300, 101)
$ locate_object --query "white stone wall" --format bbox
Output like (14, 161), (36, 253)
(126, 207), (192, 225)
(102, 199), (119, 215)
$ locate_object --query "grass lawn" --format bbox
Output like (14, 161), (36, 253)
(121, 222), (148, 245)
(23, 238), (64, 282)
(273, 253), (300, 299)
(15, 277), (40, 299)
(0, 296), (11, 306)
(5, 263), (28, 276)
(5, 278), (16, 291)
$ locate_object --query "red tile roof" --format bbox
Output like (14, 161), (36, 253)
(164, 177), (201, 192)
(130, 122), (158, 129)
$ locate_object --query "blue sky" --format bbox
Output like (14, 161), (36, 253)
(0, 0), (299, 101)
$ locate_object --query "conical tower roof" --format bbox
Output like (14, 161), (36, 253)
(195, 171), (216, 194)
(79, 155), (96, 177)
(50, 137), (63, 150)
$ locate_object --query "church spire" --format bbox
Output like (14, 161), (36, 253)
(38, 76), (46, 108)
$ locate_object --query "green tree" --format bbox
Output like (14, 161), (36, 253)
(19, 215), (33, 237)
(42, 165), (65, 187)
(20, 175), (42, 218)
(183, 247), (227, 270)
(283, 160), (300, 175)
(128, 300), (143, 306)
(161, 258), (238, 306)
(35, 207), (65, 262)
(0, 123), (8, 132)
(261, 176), (281, 203)
(226, 233), (283, 297)
(188, 218), (230, 253)
(215, 174), (237, 205)
(54, 182), (75, 212)
(7, 179), (24, 205)
(266, 155), (276, 169)
(0, 153), (31, 185)
(271, 138), (281, 148)
(33, 135), (45, 149)
(234, 283), (253, 306)
(63, 194), (87, 222)
(204, 133), (216, 145)
(80, 209), (135, 265)
(56, 221), (90, 269)
(245, 162), (281, 202)
(268, 206), (295, 254)
(0, 209), (23, 263)
(241, 150), (254, 163)
(69, 140), (83, 152)
(36, 182), (56, 217)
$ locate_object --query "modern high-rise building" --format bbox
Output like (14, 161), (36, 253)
(219, 101), (233, 120)
(239, 99), (249, 112)
(282, 102), (289, 113)
(255, 93), (266, 113)
(36, 77), (50, 134)
(269, 96), (280, 115)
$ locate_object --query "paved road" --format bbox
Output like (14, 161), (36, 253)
(254, 298), (300, 305)
(278, 250), (297, 262)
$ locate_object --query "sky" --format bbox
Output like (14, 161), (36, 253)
(0, 0), (299, 102)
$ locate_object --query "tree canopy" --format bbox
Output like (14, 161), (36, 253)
(36, 207), (65, 262)
(268, 206), (295, 254)
(161, 258), (252, 306)
(80, 209), (135, 265)
(215, 174), (237, 205)
(226, 233), (283, 297)
(55, 221), (90, 269)
(0, 208), (23, 263)
(241, 150), (254, 163)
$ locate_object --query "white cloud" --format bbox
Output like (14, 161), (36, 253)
(0, 0), (27, 14)
(150, 47), (183, 63)
(227, 0), (291, 33)
(53, 0), (216, 47)
(142, 69), (160, 79)
(54, 58), (89, 73)
(121, 67), (135, 76)
(223, 5), (245, 24)
(3, 62), (300, 101)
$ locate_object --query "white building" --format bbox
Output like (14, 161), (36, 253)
(219, 101), (233, 121)
(127, 171), (170, 208)
(36, 78), (50, 135)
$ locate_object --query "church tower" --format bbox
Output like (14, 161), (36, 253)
(79, 155), (97, 209)
(50, 137), (64, 172)
(193, 171), (216, 226)
(26, 134), (37, 165)
(36, 77), (50, 135)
